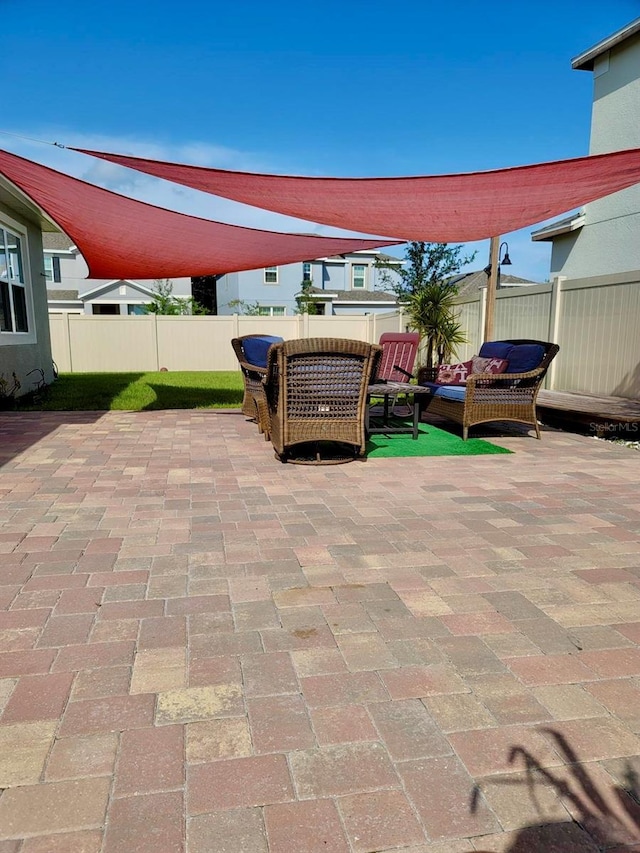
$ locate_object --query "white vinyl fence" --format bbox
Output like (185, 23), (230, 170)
(49, 270), (640, 399)
(49, 310), (407, 373)
(453, 271), (640, 399)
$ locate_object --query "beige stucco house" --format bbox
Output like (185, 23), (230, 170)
(532, 17), (640, 278)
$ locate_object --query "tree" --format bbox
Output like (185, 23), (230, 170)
(227, 299), (262, 316)
(294, 279), (320, 315)
(376, 242), (476, 368)
(376, 241), (476, 301)
(144, 279), (207, 315)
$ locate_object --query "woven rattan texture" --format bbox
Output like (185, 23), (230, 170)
(417, 339), (560, 440)
(265, 338), (381, 463)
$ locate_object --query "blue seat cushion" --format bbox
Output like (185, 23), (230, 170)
(505, 344), (545, 374)
(242, 335), (283, 368)
(420, 381), (466, 402)
(478, 341), (514, 361)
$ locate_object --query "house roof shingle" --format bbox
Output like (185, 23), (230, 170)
(42, 232), (75, 251)
(47, 289), (79, 300)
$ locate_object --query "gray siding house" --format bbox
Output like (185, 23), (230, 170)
(45, 237), (402, 317)
(216, 250), (400, 316)
(0, 178), (55, 399)
(532, 17), (640, 278)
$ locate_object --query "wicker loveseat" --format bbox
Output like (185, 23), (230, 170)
(264, 337), (381, 463)
(417, 339), (559, 440)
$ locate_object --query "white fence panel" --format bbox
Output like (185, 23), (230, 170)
(48, 312), (406, 373)
(155, 316), (239, 371)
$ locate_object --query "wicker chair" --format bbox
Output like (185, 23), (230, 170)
(264, 338), (382, 463)
(417, 338), (560, 440)
(231, 334), (282, 439)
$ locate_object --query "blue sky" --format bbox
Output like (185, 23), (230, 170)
(3, 0), (639, 281)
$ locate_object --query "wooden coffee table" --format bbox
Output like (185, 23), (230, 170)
(366, 382), (431, 440)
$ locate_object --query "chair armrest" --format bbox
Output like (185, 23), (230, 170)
(238, 360), (267, 378)
(394, 365), (414, 379)
(466, 366), (545, 386)
(464, 367), (546, 402)
(417, 367), (438, 384)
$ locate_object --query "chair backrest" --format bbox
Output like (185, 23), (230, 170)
(266, 337), (381, 420)
(232, 334), (283, 369)
(479, 339), (559, 385)
(376, 332), (420, 382)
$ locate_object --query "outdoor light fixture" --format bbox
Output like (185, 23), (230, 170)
(483, 241), (512, 277)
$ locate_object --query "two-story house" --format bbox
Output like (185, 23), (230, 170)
(215, 249), (401, 316)
(532, 17), (640, 277)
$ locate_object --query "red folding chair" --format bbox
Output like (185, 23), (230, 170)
(373, 332), (420, 416)
(375, 332), (420, 382)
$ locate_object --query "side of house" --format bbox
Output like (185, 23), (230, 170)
(0, 177), (55, 399)
(532, 18), (640, 277)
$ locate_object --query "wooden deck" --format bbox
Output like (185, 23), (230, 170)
(537, 390), (640, 434)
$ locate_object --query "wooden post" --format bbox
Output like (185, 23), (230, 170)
(483, 235), (500, 342)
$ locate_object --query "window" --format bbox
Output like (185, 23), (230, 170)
(258, 306), (285, 316)
(43, 256), (62, 283)
(0, 223), (30, 336)
(127, 304), (147, 315)
(264, 266), (278, 284)
(91, 304), (120, 315)
(302, 262), (312, 282)
(352, 264), (367, 289)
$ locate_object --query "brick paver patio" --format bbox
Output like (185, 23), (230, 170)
(0, 410), (639, 852)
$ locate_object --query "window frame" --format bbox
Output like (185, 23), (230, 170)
(257, 305), (286, 317)
(43, 255), (62, 283)
(351, 263), (367, 289)
(0, 214), (35, 345)
(263, 266), (278, 284)
(302, 262), (312, 282)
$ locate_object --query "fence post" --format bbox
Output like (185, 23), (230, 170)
(546, 276), (565, 390)
(479, 288), (487, 345)
(151, 314), (160, 370)
(64, 311), (73, 373)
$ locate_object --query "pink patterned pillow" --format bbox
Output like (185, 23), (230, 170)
(471, 356), (508, 375)
(435, 360), (472, 385)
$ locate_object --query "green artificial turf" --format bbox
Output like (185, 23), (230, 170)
(21, 372), (244, 411)
(366, 423), (512, 457)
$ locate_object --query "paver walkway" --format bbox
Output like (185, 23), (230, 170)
(0, 410), (639, 853)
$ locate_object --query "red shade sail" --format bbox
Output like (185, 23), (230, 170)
(0, 149), (397, 280)
(74, 146), (640, 242)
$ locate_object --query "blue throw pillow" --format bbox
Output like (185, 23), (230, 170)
(505, 344), (545, 374)
(478, 341), (514, 361)
(242, 335), (283, 368)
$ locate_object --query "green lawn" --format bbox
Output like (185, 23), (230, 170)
(22, 372), (244, 411)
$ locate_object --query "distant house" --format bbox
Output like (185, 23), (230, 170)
(43, 233), (194, 315)
(532, 17), (640, 278)
(0, 177), (55, 398)
(215, 250), (402, 316)
(44, 237), (402, 317)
